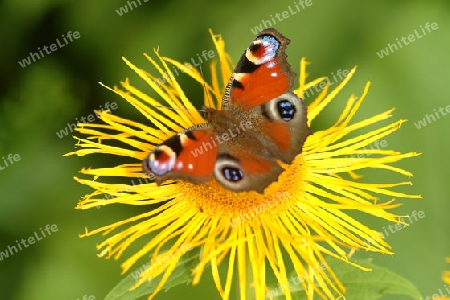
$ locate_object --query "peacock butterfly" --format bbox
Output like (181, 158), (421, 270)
(143, 28), (312, 193)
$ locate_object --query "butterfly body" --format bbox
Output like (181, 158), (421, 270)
(144, 28), (312, 193)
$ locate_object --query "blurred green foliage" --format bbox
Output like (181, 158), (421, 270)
(1, 0), (449, 299)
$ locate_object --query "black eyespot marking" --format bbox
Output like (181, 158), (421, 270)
(214, 154), (245, 185)
(185, 131), (196, 140)
(277, 100), (296, 121)
(249, 43), (262, 53)
(232, 79), (244, 89)
(222, 167), (244, 182)
(162, 134), (182, 156)
(235, 58), (260, 74)
(153, 149), (163, 159)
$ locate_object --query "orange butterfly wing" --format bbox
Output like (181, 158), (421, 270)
(223, 28), (295, 110)
(144, 128), (218, 184)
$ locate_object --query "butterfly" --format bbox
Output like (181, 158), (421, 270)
(143, 28), (312, 193)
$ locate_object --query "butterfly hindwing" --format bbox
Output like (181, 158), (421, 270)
(259, 91), (311, 163)
(213, 148), (284, 193)
(143, 126), (218, 184)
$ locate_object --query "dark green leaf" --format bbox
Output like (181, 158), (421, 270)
(105, 247), (200, 300)
(268, 257), (422, 300)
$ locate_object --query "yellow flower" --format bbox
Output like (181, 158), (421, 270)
(67, 30), (421, 300)
(445, 258), (450, 283)
(439, 257), (450, 299)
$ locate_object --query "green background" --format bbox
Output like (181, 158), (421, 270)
(1, 0), (449, 299)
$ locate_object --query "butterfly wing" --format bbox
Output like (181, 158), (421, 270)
(212, 146), (284, 193)
(223, 28), (311, 164)
(143, 125), (218, 185)
(207, 29), (312, 193)
(258, 91), (311, 163)
(222, 28), (295, 110)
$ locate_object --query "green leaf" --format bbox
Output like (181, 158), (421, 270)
(268, 257), (422, 300)
(104, 247), (200, 300)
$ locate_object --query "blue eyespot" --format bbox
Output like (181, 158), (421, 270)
(277, 100), (296, 121)
(222, 167), (244, 182)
